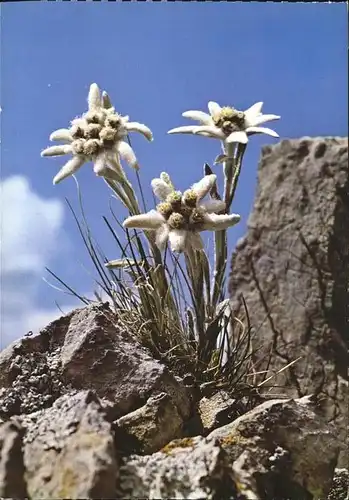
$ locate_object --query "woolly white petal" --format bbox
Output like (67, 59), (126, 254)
(225, 131), (249, 144)
(168, 126), (199, 135)
(88, 83), (102, 111)
(93, 153), (108, 176)
(41, 145), (73, 157)
(70, 117), (87, 129)
(245, 126), (279, 138)
(53, 156), (85, 185)
(196, 131), (218, 138)
(199, 199), (226, 214)
(160, 172), (174, 189)
(249, 114), (280, 127)
(182, 110), (212, 125)
(188, 232), (204, 251)
(151, 178), (173, 201)
(123, 210), (165, 230)
(244, 102), (264, 123)
(192, 174), (217, 201)
(168, 229), (188, 253)
(193, 125), (225, 140)
(115, 141), (139, 170)
(201, 212), (241, 231)
(155, 225), (170, 251)
(49, 129), (73, 143)
(106, 151), (125, 177)
(126, 122), (153, 141)
(208, 101), (222, 117)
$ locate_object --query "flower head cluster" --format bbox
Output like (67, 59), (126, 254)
(168, 101), (280, 144)
(41, 83), (153, 184)
(123, 173), (240, 253)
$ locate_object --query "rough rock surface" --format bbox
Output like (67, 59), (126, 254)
(0, 302), (191, 422)
(0, 420), (28, 498)
(118, 436), (240, 500)
(19, 391), (117, 499)
(116, 392), (184, 455)
(0, 313), (70, 418)
(119, 396), (340, 500)
(229, 137), (348, 466)
(0, 305), (344, 499)
(198, 390), (245, 435)
(327, 468), (349, 500)
(208, 396), (340, 500)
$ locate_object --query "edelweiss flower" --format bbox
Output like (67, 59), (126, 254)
(123, 173), (240, 253)
(168, 101), (280, 144)
(41, 83), (153, 184)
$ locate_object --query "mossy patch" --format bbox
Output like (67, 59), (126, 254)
(161, 437), (195, 455)
(219, 431), (249, 447)
(57, 467), (80, 498)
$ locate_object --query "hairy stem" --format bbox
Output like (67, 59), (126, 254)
(211, 142), (235, 311)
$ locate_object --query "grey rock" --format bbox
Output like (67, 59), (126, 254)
(0, 313), (70, 418)
(0, 302), (191, 423)
(208, 395), (341, 499)
(116, 392), (184, 454)
(229, 137), (348, 466)
(118, 436), (240, 500)
(198, 390), (245, 435)
(59, 302), (191, 420)
(0, 420), (28, 498)
(118, 395), (340, 500)
(21, 390), (117, 499)
(327, 468), (349, 500)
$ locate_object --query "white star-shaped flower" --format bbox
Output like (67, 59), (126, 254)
(41, 83), (153, 185)
(123, 173), (240, 253)
(168, 101), (280, 144)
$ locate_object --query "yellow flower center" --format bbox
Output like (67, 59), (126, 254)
(106, 114), (122, 129)
(83, 139), (101, 156)
(71, 125), (85, 139)
(85, 111), (104, 125)
(180, 205), (193, 221)
(168, 212), (186, 230)
(157, 202), (173, 219)
(212, 106), (245, 135)
(220, 107), (236, 120)
(189, 208), (205, 228)
(183, 189), (198, 208)
(69, 109), (127, 157)
(86, 123), (102, 139)
(166, 191), (182, 210)
(100, 127), (117, 144)
(71, 139), (85, 155)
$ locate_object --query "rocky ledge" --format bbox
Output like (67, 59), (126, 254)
(0, 301), (347, 499)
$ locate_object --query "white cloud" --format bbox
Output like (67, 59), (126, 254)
(1, 176), (64, 273)
(0, 302), (78, 348)
(0, 175), (77, 349)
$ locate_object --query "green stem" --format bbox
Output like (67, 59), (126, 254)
(223, 142), (237, 210)
(227, 143), (246, 210)
(185, 246), (205, 343)
(106, 162), (180, 331)
(211, 142), (246, 312)
(211, 143), (234, 311)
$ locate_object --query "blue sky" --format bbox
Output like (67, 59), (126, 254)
(1, 2), (347, 348)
